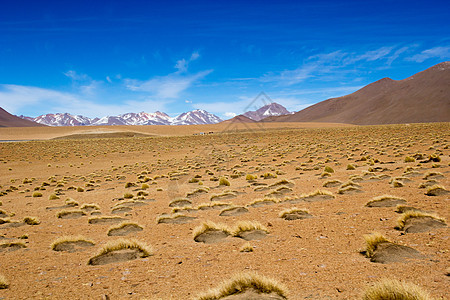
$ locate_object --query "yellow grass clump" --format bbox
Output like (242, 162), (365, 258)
(88, 238), (152, 265)
(56, 209), (86, 218)
(156, 213), (187, 223)
(362, 278), (434, 300)
(365, 195), (405, 206)
(51, 236), (95, 250)
(262, 172), (277, 179)
(0, 274), (9, 289)
(240, 242), (254, 253)
(123, 192), (134, 199)
(194, 271), (288, 300)
(278, 207), (310, 218)
(48, 193), (60, 200)
(301, 189), (335, 198)
(23, 216), (40, 225)
(192, 221), (232, 240)
(404, 156), (416, 162)
(396, 211), (446, 230)
(32, 191), (43, 197)
(346, 164), (356, 170)
(363, 232), (390, 258)
(80, 203), (101, 211)
(232, 221), (268, 236)
(219, 177), (231, 186)
(245, 174), (257, 181)
(324, 166), (334, 173)
(425, 185), (447, 196)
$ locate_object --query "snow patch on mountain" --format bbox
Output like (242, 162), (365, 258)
(21, 110), (222, 126)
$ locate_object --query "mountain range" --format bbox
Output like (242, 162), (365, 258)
(19, 110), (223, 126)
(1, 62), (449, 127)
(16, 103), (290, 127)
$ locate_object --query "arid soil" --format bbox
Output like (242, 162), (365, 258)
(0, 122), (448, 299)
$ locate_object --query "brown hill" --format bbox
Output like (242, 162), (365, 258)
(221, 115), (257, 124)
(0, 107), (45, 127)
(264, 62), (450, 125)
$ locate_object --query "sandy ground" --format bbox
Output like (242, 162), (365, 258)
(0, 122), (448, 299)
(0, 122), (354, 141)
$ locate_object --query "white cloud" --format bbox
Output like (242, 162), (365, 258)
(124, 69), (212, 99)
(224, 112), (237, 118)
(175, 51), (201, 73)
(125, 52), (212, 98)
(63, 70), (90, 81)
(260, 46), (411, 86)
(190, 52), (200, 61)
(0, 84), (169, 118)
(407, 46), (450, 63)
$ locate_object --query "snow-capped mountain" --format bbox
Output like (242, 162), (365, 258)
(20, 110), (222, 126)
(20, 113), (97, 126)
(172, 109), (222, 125)
(118, 111), (172, 125)
(242, 103), (291, 121)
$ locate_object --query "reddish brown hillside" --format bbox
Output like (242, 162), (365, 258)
(221, 115), (257, 124)
(0, 107), (45, 127)
(264, 62), (450, 125)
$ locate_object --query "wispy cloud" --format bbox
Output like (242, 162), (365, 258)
(124, 52), (212, 98)
(0, 84), (168, 118)
(407, 46), (450, 62)
(63, 70), (90, 81)
(260, 46), (410, 86)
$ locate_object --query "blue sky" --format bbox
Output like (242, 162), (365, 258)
(0, 0), (449, 119)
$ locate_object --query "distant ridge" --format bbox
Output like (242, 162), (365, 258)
(0, 107), (45, 127)
(221, 115), (256, 124)
(264, 62), (450, 125)
(21, 109), (223, 126)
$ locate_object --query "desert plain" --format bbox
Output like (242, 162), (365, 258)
(0, 121), (449, 299)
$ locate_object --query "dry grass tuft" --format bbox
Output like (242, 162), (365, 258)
(396, 211), (446, 230)
(365, 195), (405, 206)
(404, 156), (416, 162)
(193, 221), (232, 239)
(324, 166), (334, 173)
(219, 177), (231, 186)
(56, 209), (86, 218)
(80, 203), (101, 211)
(301, 189), (334, 198)
(194, 271), (288, 300)
(23, 216), (40, 225)
(65, 198), (79, 207)
(32, 191), (43, 197)
(425, 184), (447, 196)
(0, 274), (9, 289)
(363, 232), (390, 258)
(338, 185), (361, 194)
(107, 222), (144, 235)
(279, 207), (310, 218)
(123, 192), (134, 199)
(245, 174), (257, 181)
(362, 278), (434, 300)
(88, 238), (152, 265)
(48, 193), (60, 200)
(156, 213), (188, 223)
(51, 235), (95, 250)
(323, 179), (342, 187)
(232, 221), (268, 236)
(240, 242), (254, 252)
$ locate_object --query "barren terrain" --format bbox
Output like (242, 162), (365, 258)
(0, 122), (448, 299)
